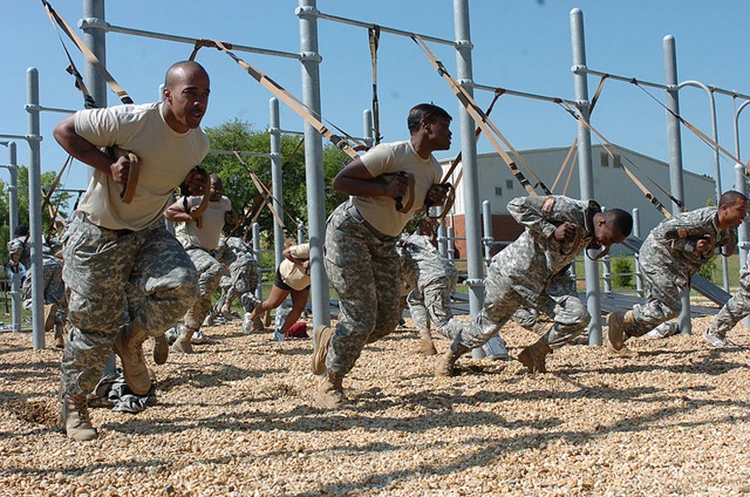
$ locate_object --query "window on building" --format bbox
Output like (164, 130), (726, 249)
(495, 187), (502, 196)
(600, 151), (609, 167)
(613, 154), (622, 168)
(506, 179), (513, 189)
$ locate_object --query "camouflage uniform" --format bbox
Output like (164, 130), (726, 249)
(628, 207), (733, 337)
(61, 214), (198, 395)
(180, 244), (226, 330)
(398, 233), (463, 340)
(214, 236), (261, 315)
(324, 202), (401, 374)
(707, 257), (750, 340)
(451, 196), (598, 352)
(8, 236), (66, 326)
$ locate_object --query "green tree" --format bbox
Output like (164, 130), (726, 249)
(612, 257), (633, 289)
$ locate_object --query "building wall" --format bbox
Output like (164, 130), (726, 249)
(443, 144), (716, 255)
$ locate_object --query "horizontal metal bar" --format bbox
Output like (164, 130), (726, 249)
(278, 129), (305, 136)
(24, 104), (76, 115)
(315, 11), (456, 47)
(472, 82), (578, 106)
(209, 149), (274, 158)
(80, 19), (301, 60)
(0, 134), (38, 142)
(579, 67), (668, 90)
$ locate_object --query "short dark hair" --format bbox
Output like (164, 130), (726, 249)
(719, 190), (748, 208)
(14, 225), (28, 238)
(407, 104), (452, 134)
(602, 208), (633, 237)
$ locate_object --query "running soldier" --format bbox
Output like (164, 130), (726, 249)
(312, 103), (451, 409)
(7, 225), (66, 347)
(53, 61), (211, 441)
(435, 195), (633, 376)
(168, 174), (234, 353)
(705, 253), (750, 348)
(608, 191), (748, 353)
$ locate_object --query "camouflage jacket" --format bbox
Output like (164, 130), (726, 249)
(397, 233), (457, 290)
(494, 195), (600, 302)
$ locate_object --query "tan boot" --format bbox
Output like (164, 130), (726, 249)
(61, 393), (97, 441)
(409, 329), (437, 355)
(314, 370), (350, 409)
(112, 323), (152, 395)
(43, 303), (58, 332)
(518, 337), (552, 373)
(607, 311), (635, 354)
(53, 323), (65, 349)
(311, 325), (335, 375)
(435, 347), (463, 377)
(171, 327), (195, 354)
(153, 334), (169, 365)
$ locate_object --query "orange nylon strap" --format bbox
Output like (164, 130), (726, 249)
(232, 151), (285, 228)
(551, 143), (577, 192)
(562, 148), (578, 196)
(188, 172), (212, 229)
(411, 34), (540, 197)
(191, 39), (365, 158)
(40, 155), (72, 220)
(42, 0), (133, 105)
(109, 146), (140, 204)
(368, 26), (382, 145)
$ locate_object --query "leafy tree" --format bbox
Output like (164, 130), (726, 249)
(612, 257), (633, 289)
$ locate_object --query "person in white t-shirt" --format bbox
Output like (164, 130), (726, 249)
(167, 174), (235, 353)
(248, 241), (311, 341)
(312, 103), (451, 409)
(53, 61), (210, 441)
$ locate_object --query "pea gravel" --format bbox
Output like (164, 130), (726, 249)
(1, 313), (748, 497)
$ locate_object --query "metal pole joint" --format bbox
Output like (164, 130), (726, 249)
(463, 278), (485, 288)
(78, 17), (109, 31)
(571, 64), (587, 75)
(295, 5), (319, 17)
(455, 39), (473, 50)
(299, 51), (323, 63)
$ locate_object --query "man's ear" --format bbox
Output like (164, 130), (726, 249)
(162, 88), (171, 102)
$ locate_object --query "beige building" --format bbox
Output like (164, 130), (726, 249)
(441, 144), (716, 256)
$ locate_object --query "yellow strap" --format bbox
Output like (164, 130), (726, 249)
(109, 146), (140, 204)
(232, 151), (285, 228)
(368, 26), (381, 145)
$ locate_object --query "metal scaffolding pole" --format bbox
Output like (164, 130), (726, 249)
(0, 141), (21, 332)
(269, 98), (285, 270)
(732, 100), (750, 328)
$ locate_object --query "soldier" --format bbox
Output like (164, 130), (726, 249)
(168, 174), (235, 353)
(705, 256), (750, 348)
(608, 190), (748, 353)
(435, 195), (633, 377)
(7, 225), (66, 347)
(207, 235), (263, 333)
(312, 103), (451, 409)
(53, 61), (210, 441)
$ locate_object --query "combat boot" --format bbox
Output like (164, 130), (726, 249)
(43, 303), (57, 332)
(409, 329), (437, 356)
(518, 337), (552, 373)
(61, 393), (97, 441)
(314, 370), (350, 409)
(607, 311), (635, 353)
(311, 325), (335, 375)
(53, 323), (65, 349)
(113, 323), (152, 395)
(171, 327), (195, 354)
(435, 346), (465, 377)
(153, 334), (169, 365)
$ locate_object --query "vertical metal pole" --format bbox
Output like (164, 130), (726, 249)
(296, 0), (328, 328)
(570, 9), (602, 345)
(664, 35), (691, 335)
(363, 109), (374, 150)
(437, 212), (448, 258)
(453, 0), (485, 359)
(82, 0), (107, 109)
(633, 208), (644, 298)
(602, 255), (612, 294)
(269, 98), (285, 270)
(447, 227), (455, 262)
(733, 104), (750, 328)
(253, 222), (262, 302)
(298, 222), (305, 245)
(26, 68), (44, 349)
(7, 142), (21, 332)
(482, 200), (492, 267)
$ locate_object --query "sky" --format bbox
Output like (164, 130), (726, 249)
(1, 0), (749, 207)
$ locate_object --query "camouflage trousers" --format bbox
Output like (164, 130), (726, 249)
(407, 273), (464, 341)
(184, 247), (226, 330)
(628, 273), (684, 337)
(708, 278), (750, 339)
(61, 214), (199, 396)
(22, 258), (66, 325)
(324, 203), (401, 375)
(214, 256), (260, 315)
(453, 259), (590, 351)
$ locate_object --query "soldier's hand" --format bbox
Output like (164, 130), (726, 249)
(695, 238), (712, 253)
(183, 167), (208, 195)
(386, 173), (409, 199)
(109, 155), (130, 184)
(553, 222), (577, 242)
(425, 184), (448, 207)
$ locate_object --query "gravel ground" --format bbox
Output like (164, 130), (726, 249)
(1, 313), (749, 497)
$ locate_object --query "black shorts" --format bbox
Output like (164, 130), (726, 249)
(274, 267), (310, 292)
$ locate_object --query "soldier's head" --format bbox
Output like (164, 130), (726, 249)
(13, 225), (28, 239)
(590, 208), (633, 251)
(162, 61), (210, 133)
(407, 104), (452, 151)
(209, 174), (223, 202)
(718, 190), (748, 229)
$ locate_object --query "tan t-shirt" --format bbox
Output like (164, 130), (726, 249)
(176, 196), (232, 251)
(278, 243), (310, 291)
(353, 140), (442, 236)
(75, 102), (210, 231)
